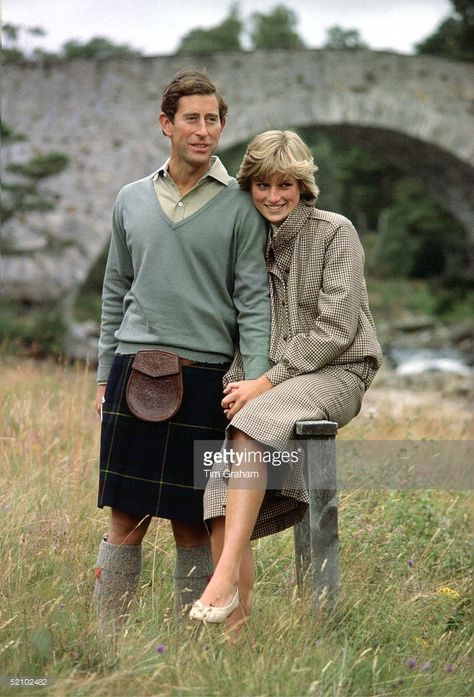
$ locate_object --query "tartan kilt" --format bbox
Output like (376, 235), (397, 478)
(204, 364), (365, 539)
(98, 353), (229, 524)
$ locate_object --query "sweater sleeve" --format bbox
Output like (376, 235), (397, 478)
(265, 220), (364, 385)
(232, 204), (271, 379)
(96, 193), (134, 382)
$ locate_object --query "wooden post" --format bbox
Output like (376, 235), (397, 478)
(294, 420), (339, 613)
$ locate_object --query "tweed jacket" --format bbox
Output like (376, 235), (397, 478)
(225, 201), (382, 387)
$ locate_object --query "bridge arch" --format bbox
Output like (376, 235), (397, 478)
(2, 48), (473, 302)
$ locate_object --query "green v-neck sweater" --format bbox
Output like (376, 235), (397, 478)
(97, 174), (271, 382)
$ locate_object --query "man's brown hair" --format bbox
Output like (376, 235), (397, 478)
(161, 69), (228, 122)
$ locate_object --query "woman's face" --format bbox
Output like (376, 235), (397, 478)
(251, 174), (301, 226)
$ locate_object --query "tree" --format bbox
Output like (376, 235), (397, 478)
(177, 4), (243, 54)
(416, 0), (474, 61)
(1, 24), (142, 62)
(2, 23), (46, 62)
(0, 122), (71, 355)
(331, 145), (396, 232)
(1, 122), (69, 226)
(61, 36), (140, 60)
(250, 4), (305, 49)
(323, 26), (368, 50)
(374, 178), (467, 279)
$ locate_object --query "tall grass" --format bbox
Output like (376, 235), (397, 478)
(0, 359), (472, 697)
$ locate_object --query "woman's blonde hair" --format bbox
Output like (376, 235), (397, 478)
(237, 130), (319, 202)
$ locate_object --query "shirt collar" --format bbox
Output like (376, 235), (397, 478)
(155, 156), (230, 186)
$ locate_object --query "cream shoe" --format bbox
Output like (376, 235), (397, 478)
(189, 589), (239, 623)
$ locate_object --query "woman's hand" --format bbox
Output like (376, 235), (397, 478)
(222, 375), (273, 420)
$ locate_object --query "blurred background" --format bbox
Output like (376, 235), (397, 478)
(2, 0), (473, 383)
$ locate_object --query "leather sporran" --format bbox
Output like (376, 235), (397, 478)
(126, 350), (183, 422)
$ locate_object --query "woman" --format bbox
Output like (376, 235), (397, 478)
(189, 130), (382, 628)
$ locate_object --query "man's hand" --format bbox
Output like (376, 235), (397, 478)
(221, 375), (273, 420)
(95, 384), (106, 419)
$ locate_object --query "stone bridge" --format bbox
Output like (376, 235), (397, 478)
(2, 48), (474, 304)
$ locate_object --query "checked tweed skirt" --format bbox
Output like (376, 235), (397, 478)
(204, 364), (366, 539)
(98, 353), (229, 524)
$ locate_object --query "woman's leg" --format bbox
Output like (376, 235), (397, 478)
(208, 516), (255, 632)
(196, 429), (266, 614)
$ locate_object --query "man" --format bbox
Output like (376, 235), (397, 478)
(93, 69), (270, 632)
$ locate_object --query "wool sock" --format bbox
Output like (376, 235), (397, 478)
(174, 543), (214, 618)
(93, 537), (142, 634)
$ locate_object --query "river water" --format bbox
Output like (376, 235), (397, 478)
(389, 347), (473, 376)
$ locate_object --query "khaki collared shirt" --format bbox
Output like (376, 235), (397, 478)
(153, 156), (230, 222)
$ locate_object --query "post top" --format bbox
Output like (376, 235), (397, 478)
(294, 420), (338, 437)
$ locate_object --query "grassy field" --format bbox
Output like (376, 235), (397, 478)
(0, 358), (472, 697)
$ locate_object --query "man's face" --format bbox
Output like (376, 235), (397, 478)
(159, 94), (225, 171)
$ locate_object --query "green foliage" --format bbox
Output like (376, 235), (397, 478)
(1, 120), (27, 144)
(374, 178), (468, 279)
(2, 47), (26, 63)
(328, 143), (396, 230)
(177, 4), (243, 54)
(428, 275), (474, 320)
(295, 129), (400, 232)
(323, 26), (369, 50)
(176, 3), (306, 53)
(250, 4), (305, 49)
(61, 36), (140, 60)
(1, 137), (70, 225)
(1, 23), (142, 63)
(27, 26), (46, 38)
(1, 119), (71, 317)
(6, 152), (70, 180)
(0, 301), (67, 357)
(287, 130), (470, 287)
(2, 23), (20, 41)
(1, 23), (47, 63)
(2, 22), (25, 62)
(416, 0), (474, 61)
(366, 277), (440, 321)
